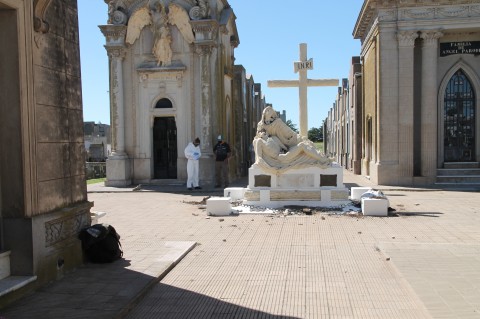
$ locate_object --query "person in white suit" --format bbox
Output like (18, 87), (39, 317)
(184, 137), (201, 190)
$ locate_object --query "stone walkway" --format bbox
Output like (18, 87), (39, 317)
(2, 170), (480, 318)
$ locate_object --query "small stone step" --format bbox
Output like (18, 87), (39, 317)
(0, 275), (37, 298)
(436, 175), (480, 184)
(0, 251), (11, 280)
(443, 162), (479, 169)
(437, 168), (480, 176)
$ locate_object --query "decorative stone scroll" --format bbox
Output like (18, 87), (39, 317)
(34, 0), (53, 33)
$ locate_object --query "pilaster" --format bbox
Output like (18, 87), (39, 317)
(100, 25), (127, 157)
(192, 19), (218, 154)
(195, 44), (215, 154)
(106, 46), (127, 157)
(378, 26), (399, 166)
(420, 30), (443, 179)
(100, 25), (131, 186)
(397, 30), (418, 180)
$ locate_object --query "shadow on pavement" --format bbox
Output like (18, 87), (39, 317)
(124, 283), (301, 319)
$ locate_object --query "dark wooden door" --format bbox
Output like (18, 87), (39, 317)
(153, 117), (177, 179)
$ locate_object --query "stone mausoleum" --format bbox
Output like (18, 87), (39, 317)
(101, 0), (241, 187)
(328, 0), (480, 187)
(0, 0), (92, 304)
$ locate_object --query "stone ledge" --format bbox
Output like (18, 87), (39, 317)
(0, 276), (37, 298)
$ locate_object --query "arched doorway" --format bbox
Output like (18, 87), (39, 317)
(153, 114), (177, 179)
(443, 69), (476, 162)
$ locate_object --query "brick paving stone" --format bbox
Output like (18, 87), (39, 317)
(2, 171), (480, 318)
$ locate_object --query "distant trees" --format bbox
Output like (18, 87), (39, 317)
(285, 119), (298, 133)
(308, 126), (323, 142)
(283, 120), (323, 142)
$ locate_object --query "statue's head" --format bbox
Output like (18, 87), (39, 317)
(148, 0), (163, 12)
(256, 129), (267, 139)
(262, 106), (278, 125)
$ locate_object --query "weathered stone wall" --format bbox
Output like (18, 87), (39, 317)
(30, 0), (91, 283)
(1, 0), (91, 301)
(35, 0), (87, 214)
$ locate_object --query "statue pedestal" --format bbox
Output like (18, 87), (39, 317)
(243, 163), (349, 208)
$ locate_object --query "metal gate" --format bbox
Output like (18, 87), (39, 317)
(444, 69), (476, 162)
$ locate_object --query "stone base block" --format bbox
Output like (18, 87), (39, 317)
(106, 156), (131, 187)
(350, 187), (371, 200)
(248, 163), (345, 189)
(207, 197), (232, 216)
(0, 250), (11, 280)
(244, 163), (349, 209)
(243, 188), (349, 208)
(91, 211), (107, 225)
(224, 188), (245, 201)
(361, 198), (388, 216)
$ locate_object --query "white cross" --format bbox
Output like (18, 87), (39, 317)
(267, 43), (339, 137)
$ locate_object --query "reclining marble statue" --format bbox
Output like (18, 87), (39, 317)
(240, 105), (349, 208)
(253, 106), (332, 173)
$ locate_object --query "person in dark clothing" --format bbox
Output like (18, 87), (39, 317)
(213, 135), (231, 188)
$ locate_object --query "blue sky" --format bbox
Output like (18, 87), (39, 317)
(78, 1), (363, 129)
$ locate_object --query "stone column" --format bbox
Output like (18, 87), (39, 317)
(191, 20), (219, 187)
(397, 31), (418, 180)
(420, 30), (443, 179)
(107, 47), (126, 157)
(191, 20), (219, 154)
(100, 25), (131, 186)
(195, 45), (214, 154)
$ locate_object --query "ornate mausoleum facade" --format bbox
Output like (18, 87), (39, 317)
(350, 0), (480, 186)
(101, 0), (243, 186)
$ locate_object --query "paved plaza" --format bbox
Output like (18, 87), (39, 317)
(2, 170), (480, 318)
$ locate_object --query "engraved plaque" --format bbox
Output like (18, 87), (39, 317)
(278, 174), (314, 188)
(254, 175), (271, 187)
(270, 190), (321, 201)
(320, 174), (337, 187)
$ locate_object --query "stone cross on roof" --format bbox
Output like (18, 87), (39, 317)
(267, 43), (339, 137)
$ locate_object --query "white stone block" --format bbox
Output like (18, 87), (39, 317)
(207, 197), (232, 216)
(350, 187), (371, 200)
(91, 211), (107, 225)
(361, 198), (388, 217)
(224, 188), (245, 201)
(0, 250), (11, 280)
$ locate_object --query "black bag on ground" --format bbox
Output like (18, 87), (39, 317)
(79, 224), (123, 263)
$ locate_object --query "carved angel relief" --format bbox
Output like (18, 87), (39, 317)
(125, 0), (195, 66)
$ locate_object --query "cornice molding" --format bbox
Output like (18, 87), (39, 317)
(100, 25), (128, 44)
(355, 1), (480, 39)
(190, 19), (219, 34)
